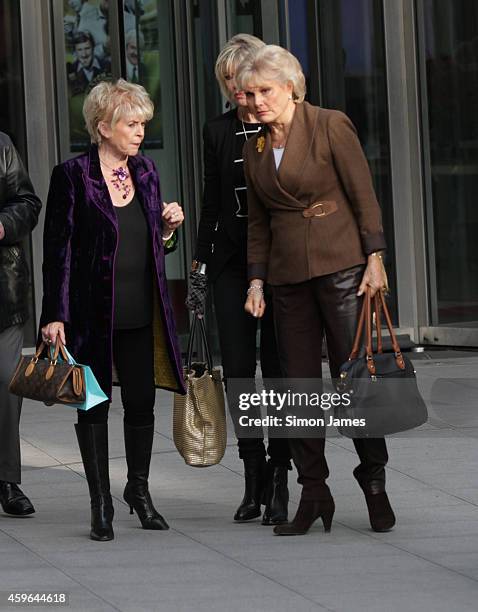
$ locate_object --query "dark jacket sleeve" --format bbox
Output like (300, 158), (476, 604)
(0, 138), (42, 245)
(194, 121), (221, 263)
(244, 146), (271, 281)
(41, 164), (75, 324)
(147, 156), (178, 255)
(327, 111), (386, 254)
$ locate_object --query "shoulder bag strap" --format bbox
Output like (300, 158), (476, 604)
(378, 290), (406, 370)
(186, 315), (214, 373)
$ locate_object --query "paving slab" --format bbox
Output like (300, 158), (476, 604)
(1, 353), (477, 611)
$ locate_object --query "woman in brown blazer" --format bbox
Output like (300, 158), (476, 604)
(236, 45), (396, 536)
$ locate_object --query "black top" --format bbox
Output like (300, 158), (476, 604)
(113, 194), (153, 329)
(194, 109), (263, 282)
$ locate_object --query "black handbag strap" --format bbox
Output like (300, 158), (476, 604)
(349, 288), (405, 373)
(186, 315), (213, 373)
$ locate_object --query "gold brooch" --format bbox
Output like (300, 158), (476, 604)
(256, 136), (265, 153)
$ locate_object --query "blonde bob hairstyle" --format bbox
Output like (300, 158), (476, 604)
(83, 79), (154, 145)
(215, 33), (265, 101)
(236, 44), (306, 103)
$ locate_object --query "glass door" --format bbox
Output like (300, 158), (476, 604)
(122, 0), (189, 342)
(312, 0), (398, 325)
(418, 0), (478, 345)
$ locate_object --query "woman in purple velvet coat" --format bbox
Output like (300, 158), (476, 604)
(40, 79), (186, 542)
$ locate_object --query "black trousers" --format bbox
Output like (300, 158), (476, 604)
(213, 256), (291, 465)
(78, 325), (155, 426)
(272, 265), (388, 500)
(0, 324), (24, 483)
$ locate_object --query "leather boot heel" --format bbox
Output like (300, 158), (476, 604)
(321, 505), (334, 533)
(274, 497), (335, 536)
(123, 482), (169, 530)
(262, 464), (289, 526)
(234, 457), (267, 522)
(124, 423), (169, 531)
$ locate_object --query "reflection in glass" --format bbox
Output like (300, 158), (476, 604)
(315, 0), (397, 322)
(123, 0), (187, 340)
(124, 0), (163, 148)
(63, 0), (112, 151)
(422, 0), (478, 325)
(225, 0), (262, 38)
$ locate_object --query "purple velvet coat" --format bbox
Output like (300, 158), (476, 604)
(39, 146), (186, 399)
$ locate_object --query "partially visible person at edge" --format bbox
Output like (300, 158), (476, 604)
(236, 45), (395, 536)
(186, 34), (292, 526)
(0, 132), (41, 517)
(39, 79), (186, 542)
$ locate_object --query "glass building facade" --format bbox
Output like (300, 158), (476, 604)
(1, 0), (477, 349)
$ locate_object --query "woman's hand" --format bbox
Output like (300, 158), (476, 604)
(357, 253), (388, 297)
(41, 322), (66, 345)
(244, 281), (266, 318)
(162, 201), (184, 236)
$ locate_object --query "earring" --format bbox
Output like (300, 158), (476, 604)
(288, 95), (293, 100)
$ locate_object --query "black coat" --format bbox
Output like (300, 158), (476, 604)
(0, 133), (42, 333)
(194, 109), (251, 282)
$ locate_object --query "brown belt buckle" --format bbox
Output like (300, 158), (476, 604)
(311, 202), (326, 217)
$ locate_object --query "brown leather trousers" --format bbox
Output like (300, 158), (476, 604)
(272, 264), (388, 501)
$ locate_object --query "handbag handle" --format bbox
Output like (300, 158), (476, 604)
(348, 288), (405, 373)
(25, 337), (72, 380)
(186, 315), (213, 374)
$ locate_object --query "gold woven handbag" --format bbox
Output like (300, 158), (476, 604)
(173, 316), (226, 467)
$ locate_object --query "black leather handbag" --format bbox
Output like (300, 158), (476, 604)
(337, 289), (427, 438)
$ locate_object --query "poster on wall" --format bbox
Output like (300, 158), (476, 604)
(63, 0), (112, 151)
(124, 0), (163, 148)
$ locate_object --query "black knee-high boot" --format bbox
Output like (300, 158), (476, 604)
(123, 422), (169, 530)
(74, 423), (114, 542)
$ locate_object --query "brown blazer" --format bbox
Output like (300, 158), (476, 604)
(243, 101), (386, 285)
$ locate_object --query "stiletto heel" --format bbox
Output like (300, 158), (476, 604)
(274, 497), (335, 536)
(123, 423), (169, 531)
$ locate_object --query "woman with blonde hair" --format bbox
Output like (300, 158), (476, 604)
(187, 34), (292, 526)
(237, 45), (395, 535)
(40, 79), (185, 541)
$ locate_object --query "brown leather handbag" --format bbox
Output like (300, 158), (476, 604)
(9, 339), (85, 406)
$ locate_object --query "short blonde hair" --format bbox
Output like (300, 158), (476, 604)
(215, 33), (265, 100)
(83, 79), (154, 145)
(236, 44), (306, 103)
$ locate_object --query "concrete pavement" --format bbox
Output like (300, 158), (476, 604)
(1, 351), (478, 612)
